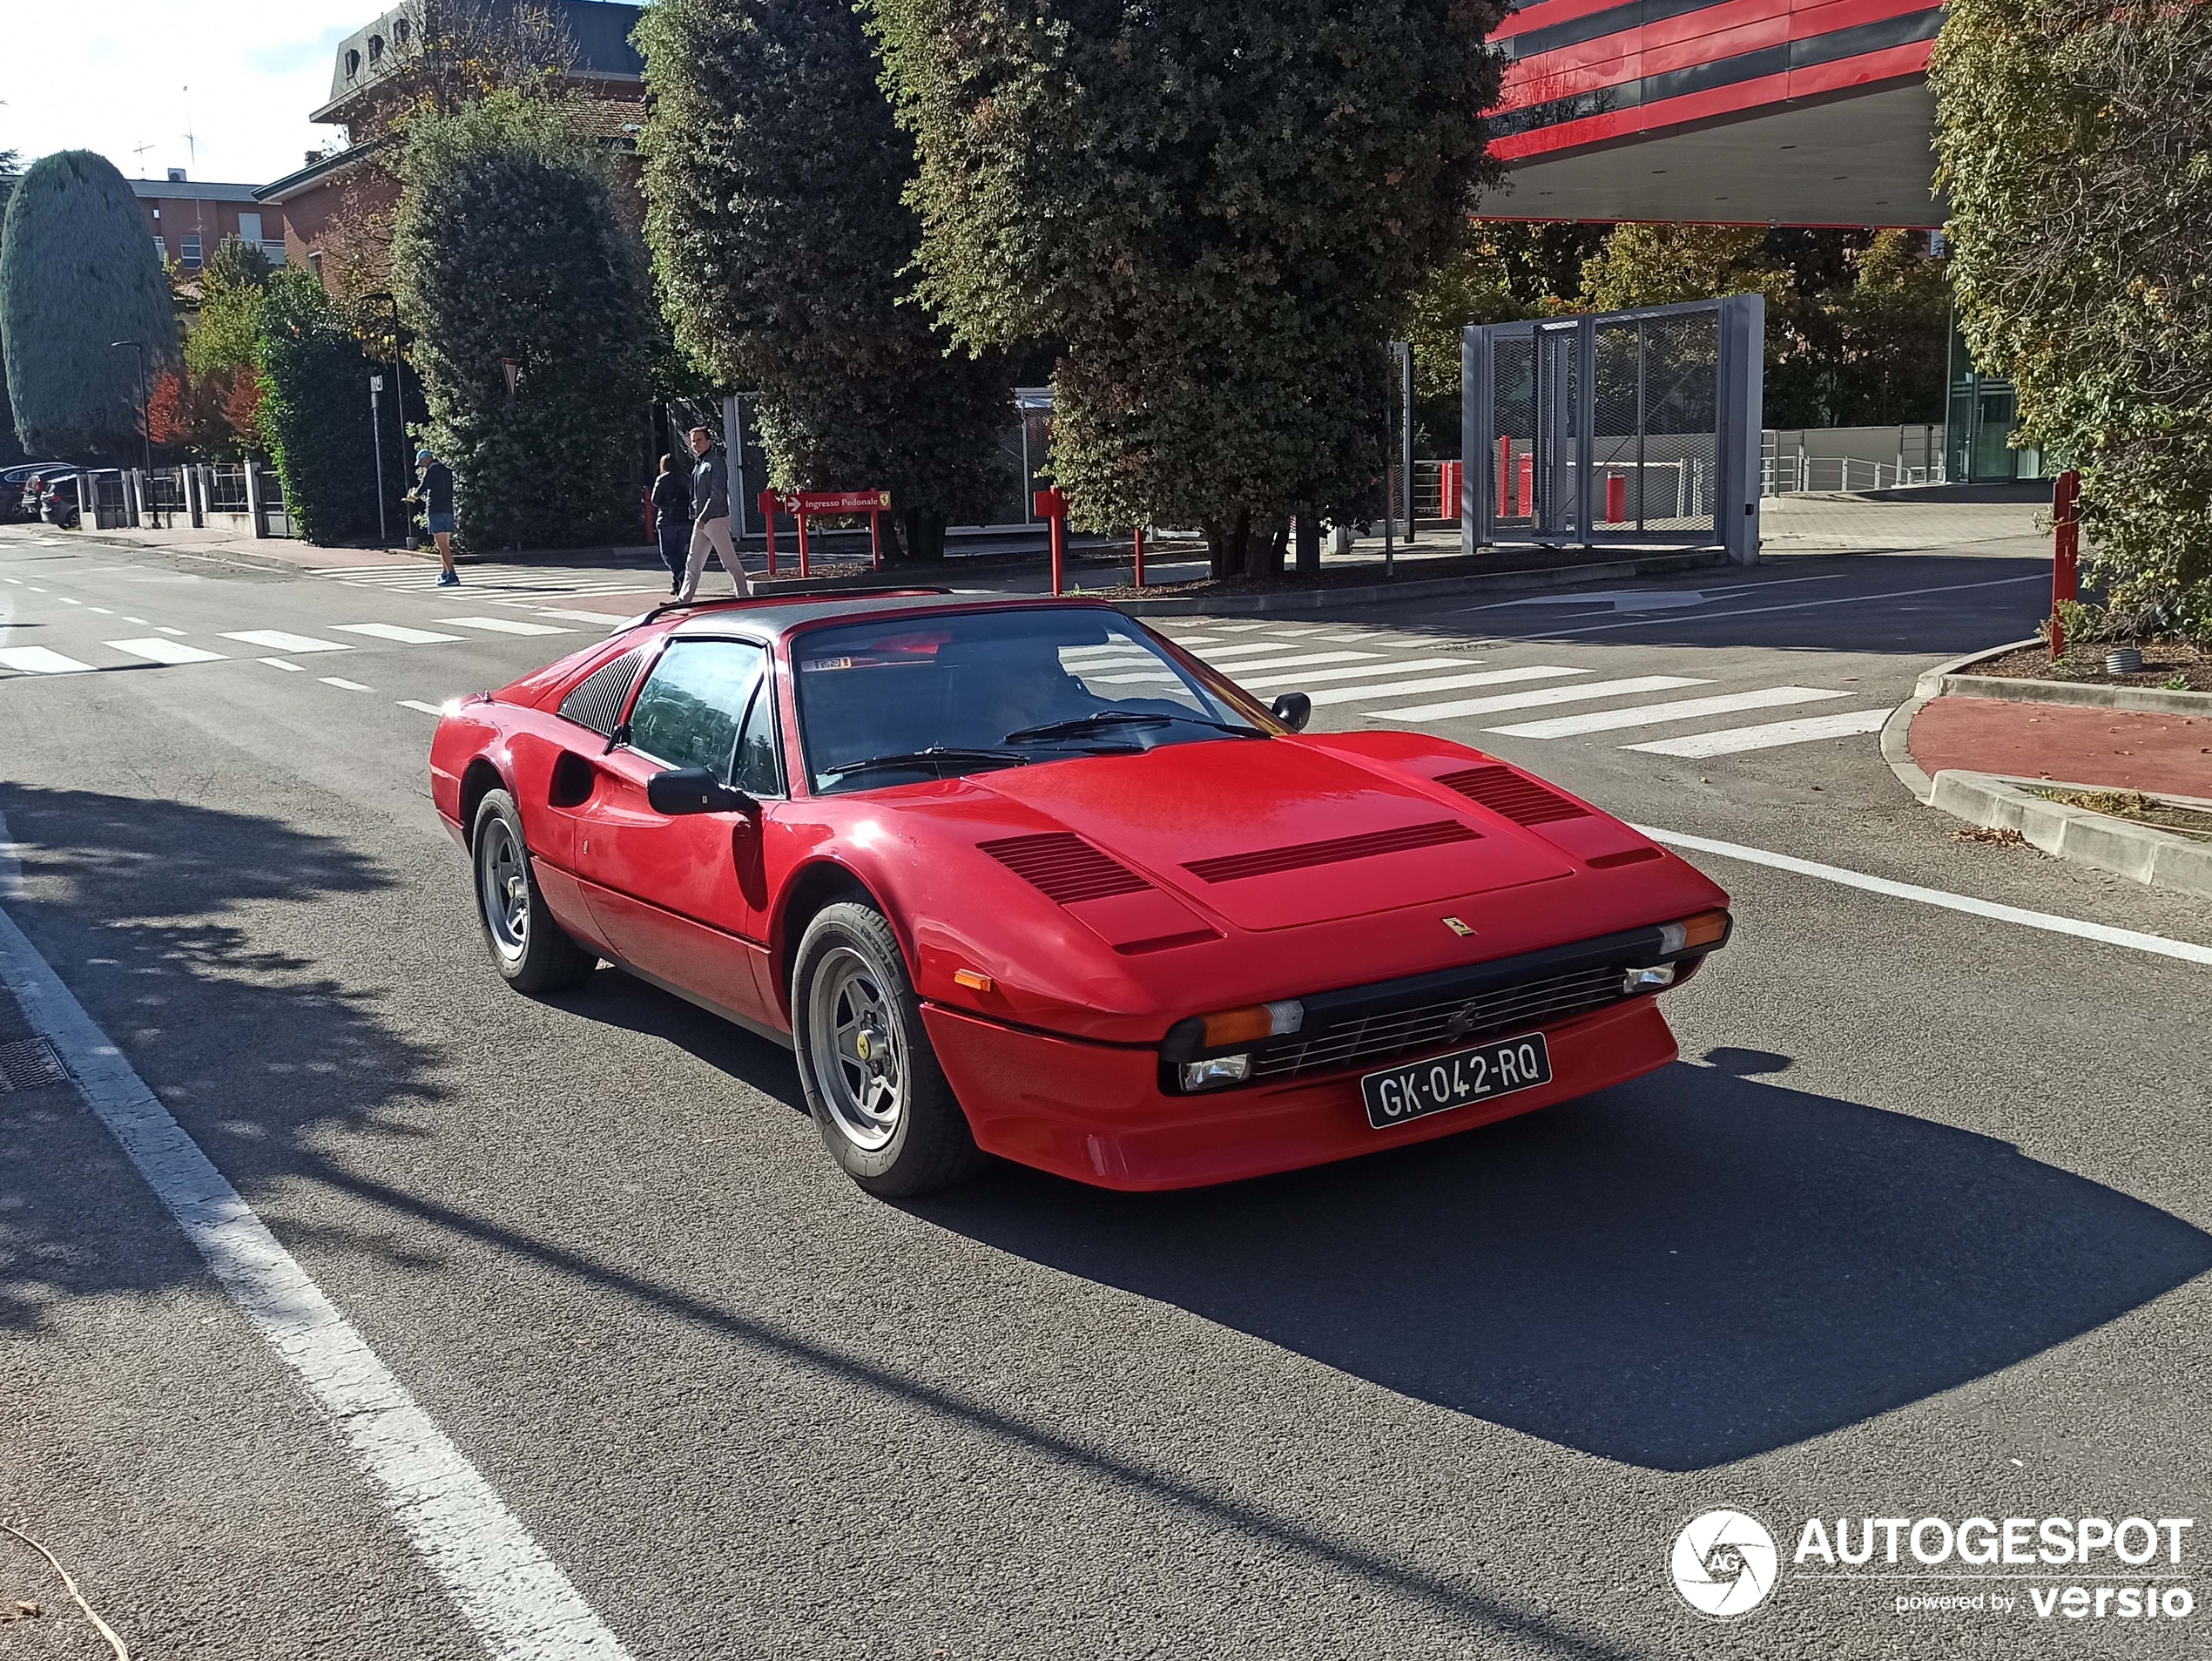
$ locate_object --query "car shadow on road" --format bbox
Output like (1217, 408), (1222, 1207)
(908, 1055), (2212, 1472)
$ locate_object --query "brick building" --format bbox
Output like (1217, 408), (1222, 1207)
(134, 171), (287, 272)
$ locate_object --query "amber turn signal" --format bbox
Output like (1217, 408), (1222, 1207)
(953, 969), (995, 992)
(1657, 909), (1731, 955)
(1197, 999), (1304, 1047)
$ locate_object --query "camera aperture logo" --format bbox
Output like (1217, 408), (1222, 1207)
(1672, 1509), (1780, 1619)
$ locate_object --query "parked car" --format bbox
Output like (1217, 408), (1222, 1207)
(0, 463), (70, 523)
(33, 471), (80, 529)
(431, 592), (1733, 1197)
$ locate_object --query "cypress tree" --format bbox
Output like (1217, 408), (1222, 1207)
(636, 0), (1012, 561)
(0, 150), (178, 457)
(255, 270), (405, 544)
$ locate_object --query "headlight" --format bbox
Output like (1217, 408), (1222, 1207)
(1180, 1055), (1253, 1091)
(1622, 963), (1676, 994)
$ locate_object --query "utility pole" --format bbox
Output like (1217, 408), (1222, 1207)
(368, 374), (389, 545)
(1395, 341), (1416, 546)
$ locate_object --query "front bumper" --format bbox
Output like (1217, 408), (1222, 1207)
(922, 994), (1677, 1192)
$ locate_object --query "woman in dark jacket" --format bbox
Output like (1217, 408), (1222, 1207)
(650, 454), (691, 595)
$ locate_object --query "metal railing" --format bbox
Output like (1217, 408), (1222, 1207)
(1761, 455), (1948, 496)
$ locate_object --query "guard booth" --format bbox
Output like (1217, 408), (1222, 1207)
(1462, 294), (1764, 565)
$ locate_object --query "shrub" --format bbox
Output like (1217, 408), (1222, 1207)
(0, 150), (178, 456)
(1934, 0), (2212, 641)
(392, 92), (651, 550)
(255, 270), (406, 544)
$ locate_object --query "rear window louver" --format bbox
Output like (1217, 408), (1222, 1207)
(1435, 765), (1589, 827)
(981, 833), (1153, 903)
(1183, 820), (1478, 884)
(557, 650), (644, 737)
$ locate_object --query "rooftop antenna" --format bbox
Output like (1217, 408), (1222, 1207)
(181, 84), (196, 172)
(131, 140), (154, 176)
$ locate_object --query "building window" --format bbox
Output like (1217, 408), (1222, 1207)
(237, 212), (262, 246)
(266, 244), (288, 268)
(368, 34), (384, 63)
(345, 48), (361, 78)
(180, 234), (202, 269)
(394, 17), (409, 45)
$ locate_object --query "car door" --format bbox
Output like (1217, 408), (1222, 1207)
(571, 638), (783, 1028)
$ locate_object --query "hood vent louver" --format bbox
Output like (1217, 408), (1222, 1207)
(1184, 820), (1478, 884)
(1435, 765), (1589, 827)
(981, 832), (1153, 904)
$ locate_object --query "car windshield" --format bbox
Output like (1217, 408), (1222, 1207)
(792, 608), (1264, 793)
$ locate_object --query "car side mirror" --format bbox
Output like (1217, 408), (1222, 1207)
(647, 767), (758, 818)
(1271, 692), (1312, 733)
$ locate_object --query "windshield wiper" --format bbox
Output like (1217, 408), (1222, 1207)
(822, 746), (1032, 780)
(1003, 711), (1262, 744)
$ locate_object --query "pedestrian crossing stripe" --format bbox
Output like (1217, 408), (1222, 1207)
(1306, 665), (1588, 707)
(1190, 639), (1360, 661)
(398, 699), (447, 715)
(1623, 706), (1890, 757)
(1190, 650), (1375, 675)
(106, 638), (226, 665)
(334, 623), (466, 645)
(1234, 658), (1467, 691)
(435, 617), (574, 636)
(222, 629), (350, 653)
(1378, 675), (1709, 723)
(0, 646), (93, 674)
(1487, 685), (1846, 739)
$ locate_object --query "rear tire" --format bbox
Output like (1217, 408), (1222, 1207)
(792, 901), (984, 1197)
(471, 789), (597, 995)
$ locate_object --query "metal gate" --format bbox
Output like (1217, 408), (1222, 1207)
(1462, 294), (1764, 564)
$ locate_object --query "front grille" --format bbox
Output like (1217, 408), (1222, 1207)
(1249, 963), (1625, 1081)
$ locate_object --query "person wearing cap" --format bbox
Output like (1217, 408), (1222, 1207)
(408, 447), (459, 586)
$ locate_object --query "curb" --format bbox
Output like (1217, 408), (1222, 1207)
(1879, 696), (1935, 805)
(1106, 548), (1730, 617)
(1925, 771), (2212, 899)
(1913, 638), (2212, 715)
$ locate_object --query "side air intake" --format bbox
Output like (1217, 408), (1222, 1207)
(1184, 820), (1478, 884)
(980, 833), (1153, 904)
(1435, 765), (1589, 827)
(557, 650), (644, 737)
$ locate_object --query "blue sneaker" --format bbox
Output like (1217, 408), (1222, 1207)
(436, 571), (460, 587)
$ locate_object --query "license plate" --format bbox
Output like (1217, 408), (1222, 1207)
(1361, 1032), (1552, 1130)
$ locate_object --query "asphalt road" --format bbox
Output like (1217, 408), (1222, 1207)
(1, 521), (2206, 1659)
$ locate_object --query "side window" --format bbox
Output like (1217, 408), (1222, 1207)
(626, 640), (765, 777)
(732, 674), (783, 798)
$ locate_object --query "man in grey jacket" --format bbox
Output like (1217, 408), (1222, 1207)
(676, 426), (748, 602)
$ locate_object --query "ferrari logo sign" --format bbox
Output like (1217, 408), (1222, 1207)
(1441, 915), (1475, 937)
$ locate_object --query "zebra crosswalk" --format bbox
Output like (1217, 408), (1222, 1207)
(1156, 619), (1896, 763)
(309, 563), (664, 599)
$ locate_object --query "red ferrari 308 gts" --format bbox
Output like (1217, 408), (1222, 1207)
(430, 590), (1731, 1196)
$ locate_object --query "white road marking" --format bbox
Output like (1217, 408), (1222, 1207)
(106, 638), (228, 665)
(260, 658), (306, 672)
(0, 577), (17, 585)
(0, 646), (94, 674)
(1190, 640), (1366, 661)
(530, 610), (631, 626)
(399, 699), (447, 714)
(1377, 674), (1710, 723)
(1157, 634), (1226, 645)
(156, 626), (187, 636)
(437, 617), (574, 636)
(123, 616), (149, 625)
(1237, 658), (1467, 690)
(319, 677), (374, 692)
(335, 623), (466, 645)
(1625, 706), (1891, 756)
(89, 606), (113, 615)
(1459, 573), (2047, 637)
(1636, 823), (2212, 969)
(58, 596), (81, 605)
(28, 586), (47, 592)
(1190, 650), (1375, 675)
(222, 629), (351, 653)
(0, 873), (637, 1661)
(1308, 665), (1590, 708)
(1488, 685), (1847, 739)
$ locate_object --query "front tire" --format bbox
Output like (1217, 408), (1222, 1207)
(792, 901), (984, 1197)
(471, 788), (597, 995)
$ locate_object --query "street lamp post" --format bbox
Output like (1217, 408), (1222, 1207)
(110, 340), (153, 524)
(369, 374), (389, 545)
(358, 291), (410, 488)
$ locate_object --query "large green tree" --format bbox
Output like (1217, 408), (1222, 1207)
(872, 0), (1509, 579)
(636, 0), (1012, 561)
(255, 270), (407, 544)
(392, 91), (651, 550)
(0, 150), (178, 457)
(1934, 0), (2212, 638)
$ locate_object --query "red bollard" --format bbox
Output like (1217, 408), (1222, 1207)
(1035, 488), (1068, 596)
(757, 490), (780, 578)
(1605, 474), (1628, 524)
(2051, 469), (2081, 660)
(795, 507), (811, 579)
(1495, 436), (1512, 519)
(1517, 453), (1535, 519)
(1132, 524), (1146, 588)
